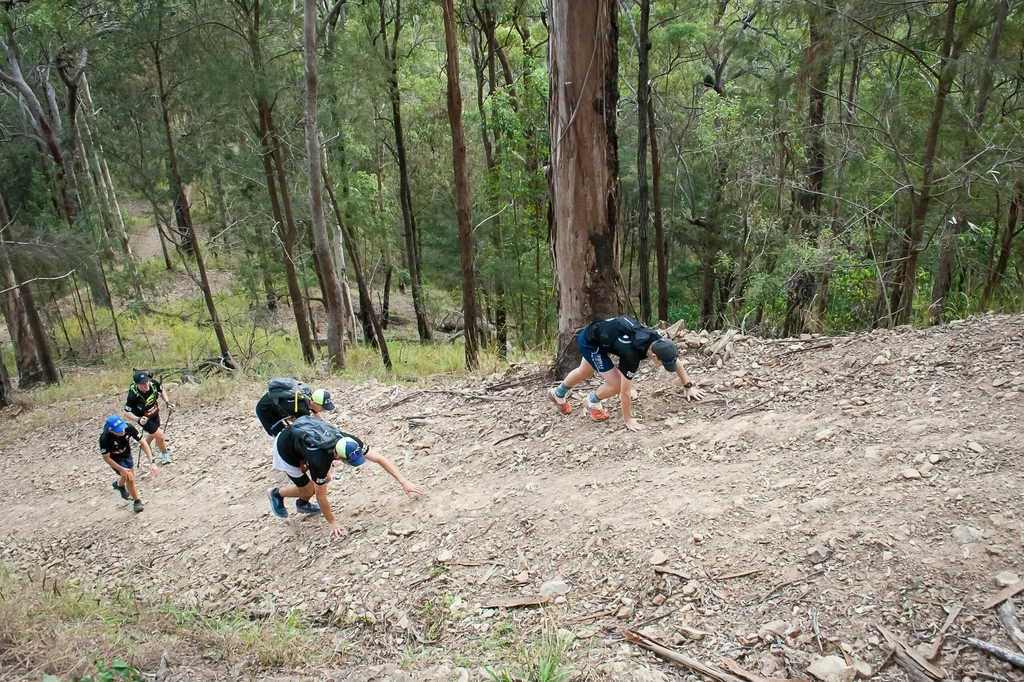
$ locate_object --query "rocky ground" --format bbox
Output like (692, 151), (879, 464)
(1, 313), (1023, 682)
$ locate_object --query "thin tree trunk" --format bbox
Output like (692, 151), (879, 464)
(549, 0), (621, 374)
(442, 0), (480, 370)
(100, 262), (127, 357)
(304, 0), (346, 370)
(980, 190), (1022, 310)
(325, 170), (392, 369)
(647, 96), (668, 322)
(380, 0), (430, 340)
(889, 0), (964, 324)
(636, 0), (652, 325)
(928, 0), (1009, 322)
(154, 40), (233, 367)
(0, 339), (10, 406)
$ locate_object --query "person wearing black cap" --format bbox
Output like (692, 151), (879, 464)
(124, 370), (176, 463)
(99, 415), (157, 513)
(547, 315), (704, 431)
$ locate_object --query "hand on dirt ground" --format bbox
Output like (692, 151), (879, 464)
(402, 481), (426, 497)
(149, 463), (160, 478)
(624, 418), (645, 432)
(328, 521), (346, 537)
(686, 387), (705, 402)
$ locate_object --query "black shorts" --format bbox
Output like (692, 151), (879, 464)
(287, 472), (311, 487)
(110, 456), (133, 475)
(140, 414), (161, 434)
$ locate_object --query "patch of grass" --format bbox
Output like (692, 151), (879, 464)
(0, 566), (326, 679)
(483, 628), (574, 682)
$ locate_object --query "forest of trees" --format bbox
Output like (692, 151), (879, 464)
(1, 0), (1022, 402)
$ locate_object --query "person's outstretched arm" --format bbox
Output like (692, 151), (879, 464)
(675, 364), (705, 401)
(313, 483), (345, 537)
(365, 450), (426, 497)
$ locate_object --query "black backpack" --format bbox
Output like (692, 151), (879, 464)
(289, 416), (365, 453)
(255, 378), (314, 436)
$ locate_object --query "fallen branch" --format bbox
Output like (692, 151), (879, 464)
(961, 637), (1024, 669)
(712, 568), (762, 581)
(925, 602), (962, 660)
(874, 623), (947, 679)
(984, 581), (1024, 609)
(492, 432), (528, 446)
(654, 566), (692, 580)
(893, 649), (934, 682)
(623, 629), (746, 682)
(484, 596), (549, 609)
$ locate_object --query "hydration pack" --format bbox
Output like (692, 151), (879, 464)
(288, 415), (365, 453)
(255, 378), (314, 436)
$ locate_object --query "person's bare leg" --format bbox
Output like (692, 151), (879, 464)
(125, 478), (141, 501)
(593, 368), (623, 401)
(278, 482), (315, 501)
(561, 358), (596, 389)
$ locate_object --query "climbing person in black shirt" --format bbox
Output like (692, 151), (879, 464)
(255, 380), (335, 437)
(267, 416), (426, 537)
(99, 415), (156, 513)
(124, 370), (176, 463)
(547, 315), (704, 431)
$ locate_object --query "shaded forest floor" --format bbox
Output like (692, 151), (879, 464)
(1, 310), (1023, 681)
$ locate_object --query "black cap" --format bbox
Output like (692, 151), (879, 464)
(133, 370), (151, 384)
(651, 338), (678, 371)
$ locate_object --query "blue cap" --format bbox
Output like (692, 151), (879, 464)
(105, 415), (127, 434)
(335, 437), (366, 466)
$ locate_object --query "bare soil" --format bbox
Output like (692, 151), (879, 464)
(1, 312), (1023, 681)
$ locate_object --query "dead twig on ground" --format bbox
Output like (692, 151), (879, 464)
(984, 581), (1024, 609)
(925, 602), (963, 660)
(961, 637), (1024, 669)
(622, 629), (746, 682)
(762, 569), (825, 600)
(998, 599), (1024, 653)
(492, 432), (527, 446)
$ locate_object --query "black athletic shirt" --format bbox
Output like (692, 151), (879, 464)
(125, 378), (162, 418)
(99, 424), (143, 460)
(582, 316), (661, 380)
(277, 426), (336, 485)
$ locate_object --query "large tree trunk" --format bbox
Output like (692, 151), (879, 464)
(442, 0), (480, 370)
(549, 0), (621, 375)
(980, 190), (1022, 310)
(0, 195), (43, 387)
(380, 1), (430, 341)
(888, 0), (964, 325)
(928, 0), (1009, 322)
(647, 96), (668, 323)
(636, 0), (653, 325)
(0, 340), (11, 407)
(304, 0), (346, 370)
(154, 41), (233, 367)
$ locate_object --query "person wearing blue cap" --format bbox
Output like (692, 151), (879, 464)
(99, 415), (157, 513)
(124, 370), (176, 463)
(268, 417), (425, 537)
(547, 315), (704, 431)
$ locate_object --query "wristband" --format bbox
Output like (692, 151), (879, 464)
(684, 382), (694, 389)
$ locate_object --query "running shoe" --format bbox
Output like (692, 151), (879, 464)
(547, 387), (571, 415)
(133, 500), (144, 513)
(268, 488), (288, 518)
(586, 398), (609, 422)
(295, 498), (322, 514)
(112, 481), (130, 500)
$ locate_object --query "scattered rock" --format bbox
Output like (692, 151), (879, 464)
(807, 656), (856, 682)
(901, 468), (922, 480)
(539, 578), (569, 598)
(436, 549), (453, 563)
(996, 571), (1021, 587)
(967, 441), (985, 453)
(798, 497), (833, 514)
(851, 660), (873, 680)
(649, 549), (669, 565)
(952, 526), (985, 544)
(814, 428), (835, 442)
(758, 620), (790, 640)
(808, 546), (832, 564)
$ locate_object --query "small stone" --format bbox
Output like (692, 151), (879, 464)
(992, 377), (1009, 387)
(952, 526), (985, 544)
(652, 594), (667, 606)
(808, 546), (832, 564)
(864, 446), (884, 460)
(902, 468), (922, 480)
(867, 636), (880, 647)
(514, 571), (530, 583)
(798, 497), (833, 514)
(773, 477), (800, 489)
(616, 604), (634, 619)
(649, 550), (669, 565)
(436, 549), (453, 563)
(919, 463), (934, 475)
(996, 571), (1021, 587)
(967, 441), (985, 453)
(852, 660), (873, 679)
(871, 355), (889, 366)
(682, 580), (698, 596)
(814, 428), (835, 442)
(758, 620), (790, 640)
(928, 454), (941, 464)
(807, 656), (856, 682)
(540, 579), (570, 598)
(692, 532), (705, 544)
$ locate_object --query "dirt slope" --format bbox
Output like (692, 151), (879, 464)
(1, 314), (1023, 681)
